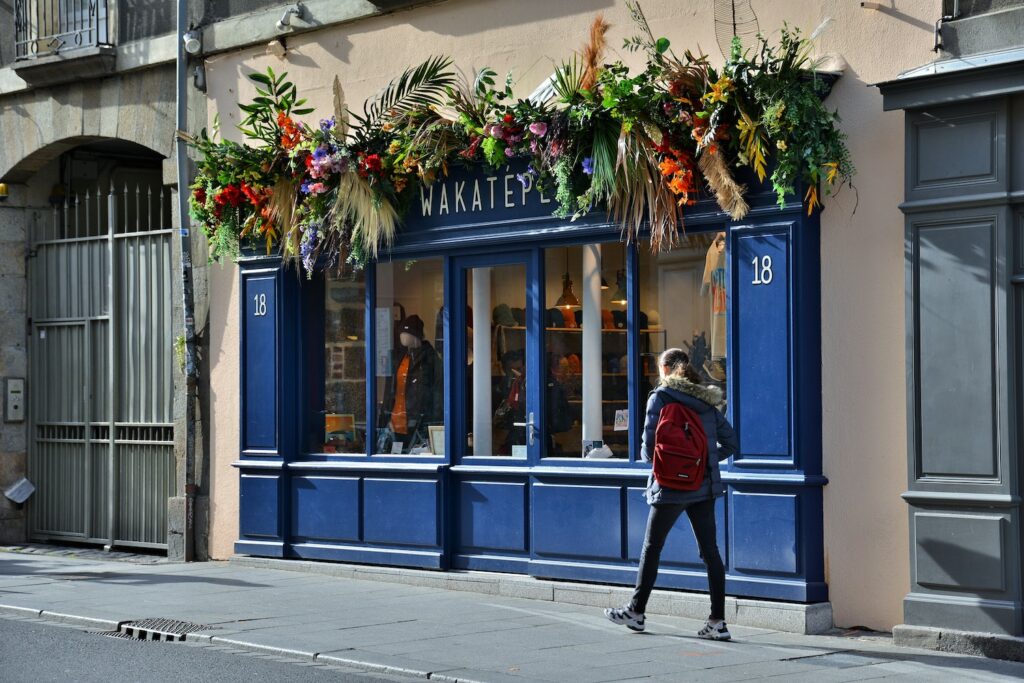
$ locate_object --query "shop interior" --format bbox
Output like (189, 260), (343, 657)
(321, 232), (726, 458)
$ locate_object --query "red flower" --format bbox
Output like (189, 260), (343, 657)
(192, 187), (207, 205)
(214, 184), (244, 208)
(502, 113), (514, 124)
(358, 153), (383, 177)
(239, 182), (266, 208)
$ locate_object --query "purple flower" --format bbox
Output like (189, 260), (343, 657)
(486, 124), (504, 140)
(504, 146), (515, 158)
(528, 121), (548, 137)
(301, 180), (313, 194)
(301, 224), (320, 272)
(312, 146), (329, 161)
(319, 117), (336, 132)
(515, 173), (529, 187)
(582, 157), (594, 175)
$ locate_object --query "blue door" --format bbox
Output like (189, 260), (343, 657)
(449, 251), (539, 572)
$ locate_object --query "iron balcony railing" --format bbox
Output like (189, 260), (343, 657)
(14, 0), (111, 61)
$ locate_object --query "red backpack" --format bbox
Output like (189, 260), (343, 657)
(653, 401), (709, 491)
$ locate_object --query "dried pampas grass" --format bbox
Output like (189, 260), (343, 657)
(698, 152), (749, 220)
(580, 14), (610, 92)
(331, 170), (398, 259)
(268, 177), (300, 252)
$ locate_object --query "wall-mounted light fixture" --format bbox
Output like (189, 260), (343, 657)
(276, 3), (305, 32)
(182, 29), (202, 55)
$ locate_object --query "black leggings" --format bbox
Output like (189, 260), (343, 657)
(628, 497), (725, 619)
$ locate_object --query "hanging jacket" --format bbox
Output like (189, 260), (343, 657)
(640, 375), (738, 506)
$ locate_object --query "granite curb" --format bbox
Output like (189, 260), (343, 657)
(230, 554), (833, 635)
(893, 624), (1024, 663)
(0, 604), (464, 680)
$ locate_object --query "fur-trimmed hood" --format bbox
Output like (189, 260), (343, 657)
(659, 375), (723, 407)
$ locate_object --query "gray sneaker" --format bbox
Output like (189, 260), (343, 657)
(604, 605), (645, 632)
(697, 619), (731, 640)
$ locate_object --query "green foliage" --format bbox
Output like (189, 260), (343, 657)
(186, 4), (856, 269)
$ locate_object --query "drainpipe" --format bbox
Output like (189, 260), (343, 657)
(176, 0), (197, 561)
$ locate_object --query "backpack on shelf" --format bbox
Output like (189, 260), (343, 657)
(652, 401), (708, 491)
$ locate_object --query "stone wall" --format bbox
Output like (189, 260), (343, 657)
(0, 64), (176, 183)
(0, 192), (28, 543)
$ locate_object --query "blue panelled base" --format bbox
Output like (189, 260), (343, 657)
(234, 168), (828, 605)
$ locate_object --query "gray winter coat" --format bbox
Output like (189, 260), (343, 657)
(641, 375), (739, 506)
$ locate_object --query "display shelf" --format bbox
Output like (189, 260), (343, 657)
(503, 326), (665, 334)
(566, 399), (628, 404)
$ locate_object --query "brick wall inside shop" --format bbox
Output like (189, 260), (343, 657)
(324, 276), (367, 423)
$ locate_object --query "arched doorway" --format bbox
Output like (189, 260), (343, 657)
(26, 139), (175, 550)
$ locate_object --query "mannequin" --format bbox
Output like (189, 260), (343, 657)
(380, 314), (441, 451)
(701, 232), (727, 382)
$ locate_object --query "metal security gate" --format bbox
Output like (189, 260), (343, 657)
(27, 183), (175, 549)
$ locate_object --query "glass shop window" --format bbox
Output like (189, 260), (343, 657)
(638, 231), (727, 409)
(465, 263), (528, 458)
(374, 258), (445, 455)
(542, 243), (633, 459)
(323, 264), (368, 454)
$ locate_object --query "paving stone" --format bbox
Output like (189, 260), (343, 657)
(4, 550), (1024, 682)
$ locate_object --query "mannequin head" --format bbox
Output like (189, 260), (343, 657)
(400, 332), (422, 349)
(399, 314), (425, 349)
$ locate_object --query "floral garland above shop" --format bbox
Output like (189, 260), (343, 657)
(186, 3), (854, 271)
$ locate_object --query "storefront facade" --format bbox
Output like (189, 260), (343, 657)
(233, 160), (826, 602)
(202, 0), (945, 633)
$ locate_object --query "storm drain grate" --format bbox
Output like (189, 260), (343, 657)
(115, 618), (218, 642)
(95, 631), (147, 641)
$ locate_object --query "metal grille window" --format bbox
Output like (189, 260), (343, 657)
(14, 0), (111, 60)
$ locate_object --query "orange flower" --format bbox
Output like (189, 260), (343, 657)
(276, 112), (301, 149)
(658, 158), (681, 177)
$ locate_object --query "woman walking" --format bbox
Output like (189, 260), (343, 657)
(605, 348), (738, 639)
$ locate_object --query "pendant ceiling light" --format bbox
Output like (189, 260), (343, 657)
(555, 248), (581, 310)
(610, 269), (628, 306)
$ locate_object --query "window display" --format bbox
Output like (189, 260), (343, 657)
(323, 265), (367, 454)
(466, 264), (528, 457)
(639, 232), (727, 404)
(542, 244), (643, 459)
(375, 258), (445, 454)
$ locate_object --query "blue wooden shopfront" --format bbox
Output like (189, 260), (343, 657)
(234, 162), (827, 604)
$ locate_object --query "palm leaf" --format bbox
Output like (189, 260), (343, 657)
(610, 127), (679, 250)
(353, 56), (456, 132)
(590, 115), (619, 201)
(552, 55), (585, 104)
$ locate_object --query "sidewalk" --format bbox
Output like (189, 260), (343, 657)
(2, 548), (1023, 682)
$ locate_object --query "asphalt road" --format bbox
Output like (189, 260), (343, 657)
(0, 616), (416, 683)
